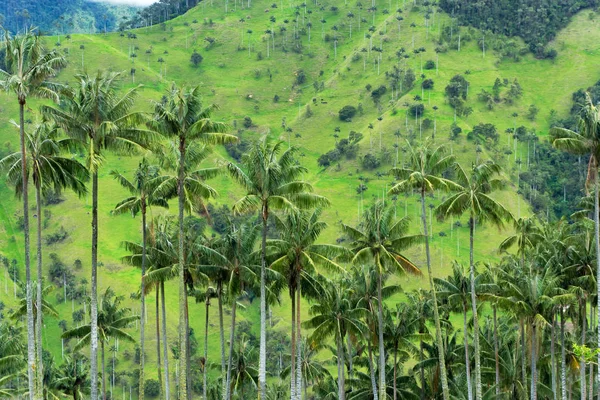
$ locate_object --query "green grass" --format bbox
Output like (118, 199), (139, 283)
(0, 1), (599, 397)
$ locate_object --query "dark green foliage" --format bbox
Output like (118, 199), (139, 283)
(225, 136), (250, 161)
(45, 226), (69, 245)
(409, 103), (425, 118)
(144, 379), (160, 397)
(445, 75), (469, 101)
(318, 131), (362, 168)
(338, 105), (358, 121)
(48, 253), (75, 288)
(362, 153), (381, 170)
(422, 79), (434, 90)
(424, 60), (436, 70)
(371, 85), (387, 102)
(438, 0), (597, 57)
(243, 116), (253, 128)
(294, 69), (307, 86)
(190, 51), (203, 67)
(467, 123), (499, 144)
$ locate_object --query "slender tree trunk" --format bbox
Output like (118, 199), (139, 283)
(20, 101), (36, 400)
(393, 339), (398, 400)
(258, 204), (268, 399)
(35, 185), (44, 398)
(218, 283), (226, 385)
(551, 313), (557, 400)
(224, 297), (237, 400)
(561, 307), (567, 400)
(493, 305), (500, 396)
(203, 295), (210, 400)
(290, 287), (296, 400)
(295, 280), (302, 400)
(595, 166), (600, 400)
(463, 303), (473, 400)
(139, 204), (147, 400)
(156, 285), (163, 399)
(161, 281), (170, 399)
(91, 169), (99, 400)
(420, 190), (450, 400)
(102, 341), (106, 400)
(521, 319), (528, 400)
(185, 295), (191, 400)
(177, 137), (188, 400)
(469, 215), (483, 400)
(376, 266), (386, 400)
(368, 334), (379, 400)
(581, 301), (587, 400)
(419, 336), (425, 400)
(337, 333), (345, 400)
(531, 324), (537, 400)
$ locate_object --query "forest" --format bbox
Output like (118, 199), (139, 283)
(2, 0), (600, 399)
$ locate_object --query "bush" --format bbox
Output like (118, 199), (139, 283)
(45, 226), (68, 245)
(371, 85), (387, 102)
(338, 105), (357, 121)
(362, 153), (380, 170)
(424, 60), (436, 69)
(190, 51), (203, 67)
(409, 103), (425, 118)
(243, 116), (253, 128)
(144, 379), (161, 397)
(422, 79), (434, 90)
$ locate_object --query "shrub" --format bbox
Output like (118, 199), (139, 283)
(371, 85), (387, 102)
(45, 226), (68, 245)
(422, 79), (434, 90)
(243, 116), (253, 128)
(338, 105), (357, 121)
(144, 379), (161, 397)
(362, 153), (380, 170)
(424, 60), (436, 69)
(190, 51), (203, 67)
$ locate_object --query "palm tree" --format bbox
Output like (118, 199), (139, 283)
(57, 354), (90, 400)
(304, 276), (368, 400)
(268, 209), (345, 400)
(389, 139), (456, 400)
(42, 71), (152, 400)
(342, 201), (422, 400)
(110, 157), (167, 400)
(0, 320), (26, 398)
(62, 287), (138, 400)
(0, 121), (88, 395)
(436, 161), (512, 400)
(0, 28), (66, 399)
(148, 84), (234, 400)
(227, 137), (329, 399)
(551, 93), (600, 385)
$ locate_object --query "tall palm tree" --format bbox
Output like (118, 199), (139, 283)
(436, 161), (513, 400)
(551, 93), (600, 386)
(57, 354), (90, 400)
(268, 209), (345, 400)
(0, 121), (88, 395)
(0, 28), (66, 399)
(110, 157), (167, 400)
(148, 84), (234, 400)
(389, 139), (456, 400)
(42, 71), (152, 400)
(227, 137), (329, 399)
(304, 276), (368, 400)
(342, 201), (422, 400)
(62, 287), (138, 400)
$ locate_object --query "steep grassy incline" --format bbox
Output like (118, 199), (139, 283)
(0, 0), (599, 395)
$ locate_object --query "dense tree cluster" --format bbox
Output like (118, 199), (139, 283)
(439, 0), (598, 58)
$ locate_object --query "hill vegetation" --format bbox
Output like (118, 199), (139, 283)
(0, 0), (600, 399)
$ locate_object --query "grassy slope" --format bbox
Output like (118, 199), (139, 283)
(0, 0), (599, 395)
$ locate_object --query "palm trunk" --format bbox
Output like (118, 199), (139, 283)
(581, 301), (587, 400)
(91, 170), (99, 400)
(102, 340), (106, 400)
(218, 283), (226, 383)
(35, 184), (44, 398)
(203, 295), (210, 400)
(161, 281), (170, 399)
(367, 334), (379, 400)
(463, 303), (473, 400)
(551, 313), (557, 400)
(156, 285), (163, 399)
(393, 338), (398, 400)
(377, 265), (386, 400)
(595, 167), (600, 400)
(561, 307), (567, 400)
(419, 336), (425, 400)
(531, 324), (537, 400)
(493, 305), (500, 396)
(295, 280), (302, 400)
(185, 294), (191, 400)
(20, 101), (36, 400)
(290, 286), (296, 400)
(258, 204), (268, 400)
(521, 319), (528, 400)
(420, 190), (450, 400)
(469, 215), (483, 400)
(337, 332), (345, 400)
(139, 203), (147, 400)
(224, 296), (237, 400)
(177, 137), (188, 400)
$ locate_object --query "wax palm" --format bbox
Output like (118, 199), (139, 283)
(57, 354), (90, 400)
(42, 71), (152, 400)
(230, 333), (259, 399)
(268, 208), (346, 400)
(1, 28), (67, 398)
(0, 321), (26, 398)
(405, 289), (435, 396)
(62, 287), (137, 400)
(436, 161), (512, 400)
(228, 136), (329, 399)
(389, 139), (457, 400)
(0, 120), (87, 392)
(550, 92), (600, 387)
(499, 217), (543, 268)
(12, 283), (59, 324)
(342, 200), (422, 399)
(148, 84), (234, 400)
(110, 157), (167, 399)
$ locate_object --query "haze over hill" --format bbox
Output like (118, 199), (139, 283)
(0, 0), (599, 399)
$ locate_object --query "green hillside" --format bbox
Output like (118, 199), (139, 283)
(0, 0), (599, 397)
